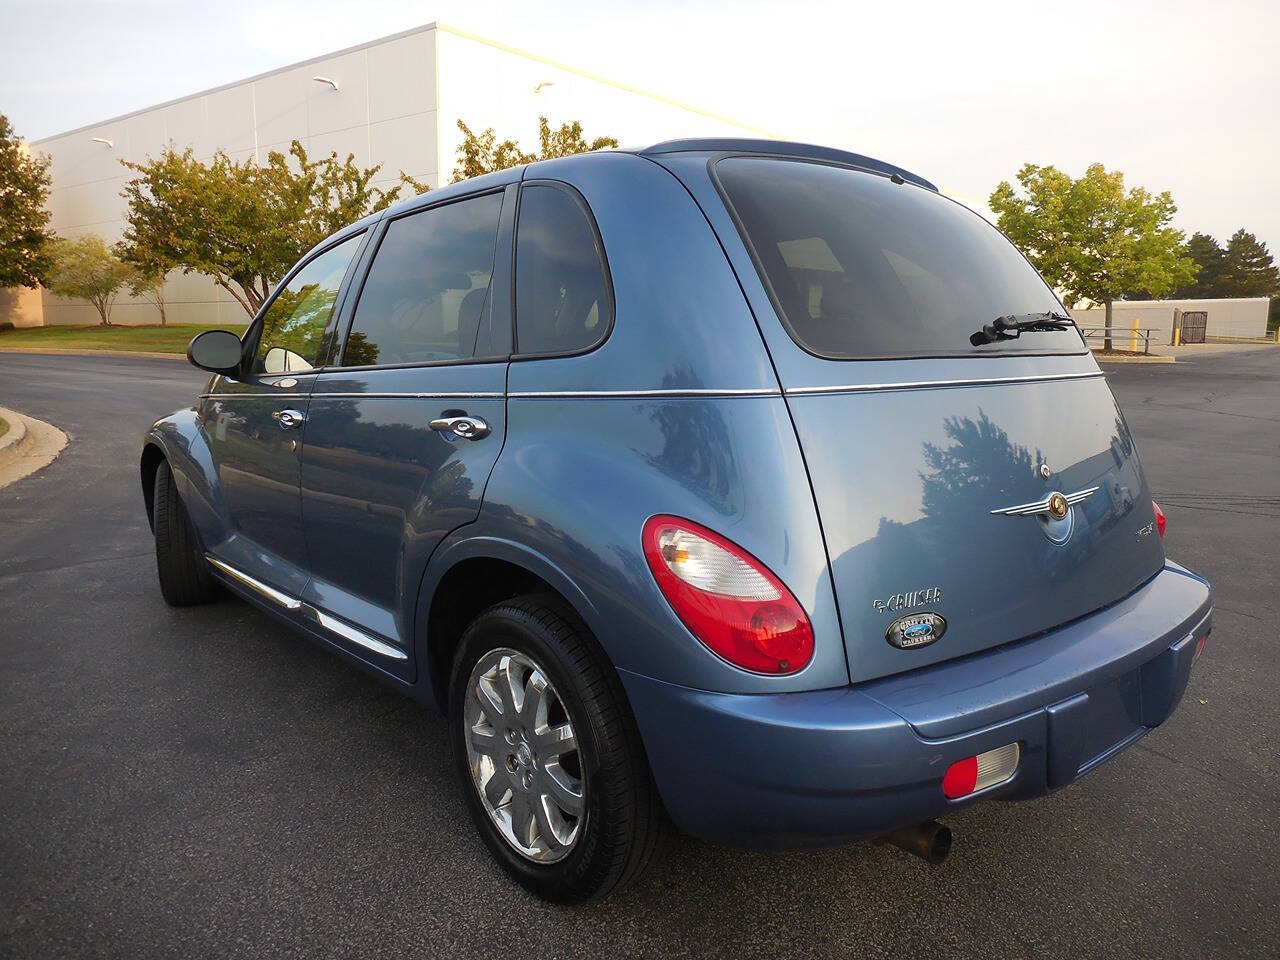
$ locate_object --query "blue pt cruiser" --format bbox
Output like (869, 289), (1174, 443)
(143, 139), (1212, 902)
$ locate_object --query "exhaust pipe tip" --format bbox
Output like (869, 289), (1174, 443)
(881, 820), (952, 865)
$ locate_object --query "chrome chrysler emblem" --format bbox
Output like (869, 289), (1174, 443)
(1047, 492), (1069, 520)
(990, 486), (1099, 518)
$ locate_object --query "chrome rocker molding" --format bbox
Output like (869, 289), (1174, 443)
(205, 555), (409, 661)
(990, 486), (1101, 517)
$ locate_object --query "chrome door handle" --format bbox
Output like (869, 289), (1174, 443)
(429, 415), (490, 440)
(273, 408), (305, 429)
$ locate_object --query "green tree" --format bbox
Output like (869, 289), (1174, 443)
(46, 234), (133, 325)
(127, 266), (169, 326)
(119, 142), (417, 317)
(990, 163), (1196, 350)
(1171, 232), (1228, 298)
(0, 114), (55, 288)
(1218, 229), (1278, 297)
(452, 116), (617, 182)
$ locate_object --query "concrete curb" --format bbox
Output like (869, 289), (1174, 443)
(0, 407), (70, 490)
(0, 347), (186, 361)
(0, 410), (29, 457)
(1094, 354), (1177, 364)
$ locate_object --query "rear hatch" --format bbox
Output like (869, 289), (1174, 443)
(712, 155), (1166, 683)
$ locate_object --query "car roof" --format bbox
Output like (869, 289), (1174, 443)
(370, 137), (936, 228)
(634, 138), (937, 192)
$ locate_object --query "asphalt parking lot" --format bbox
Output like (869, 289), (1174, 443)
(1, 347), (1277, 959)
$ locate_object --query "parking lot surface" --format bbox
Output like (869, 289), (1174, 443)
(1, 348), (1276, 959)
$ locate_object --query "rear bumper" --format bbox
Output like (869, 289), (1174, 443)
(621, 562), (1211, 850)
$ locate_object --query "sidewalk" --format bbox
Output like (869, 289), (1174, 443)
(0, 346), (185, 361)
(0, 406), (69, 490)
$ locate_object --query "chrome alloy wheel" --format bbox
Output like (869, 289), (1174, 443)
(464, 648), (585, 862)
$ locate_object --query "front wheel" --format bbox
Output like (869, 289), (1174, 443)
(152, 459), (219, 607)
(449, 596), (667, 902)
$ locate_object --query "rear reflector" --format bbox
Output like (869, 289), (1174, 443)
(942, 743), (1021, 799)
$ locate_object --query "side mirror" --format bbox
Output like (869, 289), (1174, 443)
(187, 329), (244, 375)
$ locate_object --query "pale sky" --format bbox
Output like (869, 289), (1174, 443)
(2, 0), (1276, 250)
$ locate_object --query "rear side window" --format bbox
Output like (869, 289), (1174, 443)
(514, 183), (612, 356)
(716, 157), (1080, 359)
(342, 192), (504, 367)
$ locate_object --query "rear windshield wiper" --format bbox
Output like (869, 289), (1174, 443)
(970, 312), (1075, 346)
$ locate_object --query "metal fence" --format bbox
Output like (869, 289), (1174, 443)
(1078, 327), (1156, 354)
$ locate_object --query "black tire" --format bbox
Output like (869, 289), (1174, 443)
(449, 595), (668, 902)
(153, 459), (219, 606)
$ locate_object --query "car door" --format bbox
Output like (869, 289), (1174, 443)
(298, 186), (515, 669)
(202, 232), (366, 596)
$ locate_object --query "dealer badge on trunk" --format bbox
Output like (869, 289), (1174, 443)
(885, 612), (947, 650)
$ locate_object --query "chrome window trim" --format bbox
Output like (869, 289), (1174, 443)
(784, 371), (1105, 396)
(201, 391), (505, 400)
(507, 388), (780, 398)
(310, 391), (506, 399)
(206, 374), (1100, 401)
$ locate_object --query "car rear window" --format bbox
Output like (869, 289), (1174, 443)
(715, 156), (1083, 359)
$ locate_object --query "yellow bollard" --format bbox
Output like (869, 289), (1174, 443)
(1129, 316), (1139, 353)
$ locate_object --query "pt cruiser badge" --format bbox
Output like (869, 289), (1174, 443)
(886, 612), (948, 650)
(872, 586), (942, 614)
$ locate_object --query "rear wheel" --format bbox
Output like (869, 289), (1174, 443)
(449, 596), (667, 902)
(152, 459), (219, 606)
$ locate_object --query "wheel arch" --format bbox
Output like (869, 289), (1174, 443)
(415, 535), (607, 714)
(140, 439), (169, 532)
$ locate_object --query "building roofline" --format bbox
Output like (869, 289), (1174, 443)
(433, 24), (775, 137)
(31, 22), (444, 144)
(32, 20), (775, 146)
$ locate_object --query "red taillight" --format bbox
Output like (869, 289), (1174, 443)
(642, 515), (814, 675)
(1152, 500), (1166, 538)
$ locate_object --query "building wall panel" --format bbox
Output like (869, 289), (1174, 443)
(18, 23), (769, 327)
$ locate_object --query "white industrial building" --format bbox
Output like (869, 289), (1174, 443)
(1069, 297), (1271, 344)
(9, 22), (767, 328)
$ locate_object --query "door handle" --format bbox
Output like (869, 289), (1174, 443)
(429, 414), (490, 440)
(273, 408), (305, 429)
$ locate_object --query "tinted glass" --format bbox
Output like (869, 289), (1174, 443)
(515, 184), (611, 355)
(717, 157), (1080, 359)
(343, 192), (504, 367)
(252, 234), (361, 375)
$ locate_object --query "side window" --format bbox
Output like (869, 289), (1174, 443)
(341, 192), (505, 367)
(252, 234), (361, 375)
(514, 184), (612, 356)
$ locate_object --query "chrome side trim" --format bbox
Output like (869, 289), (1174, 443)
(206, 556), (302, 610)
(785, 370), (1105, 396)
(199, 392), (505, 400)
(309, 608), (409, 661)
(200, 393), (310, 399)
(990, 486), (1101, 517)
(204, 556), (408, 661)
(508, 387), (780, 398)
(310, 391), (505, 399)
